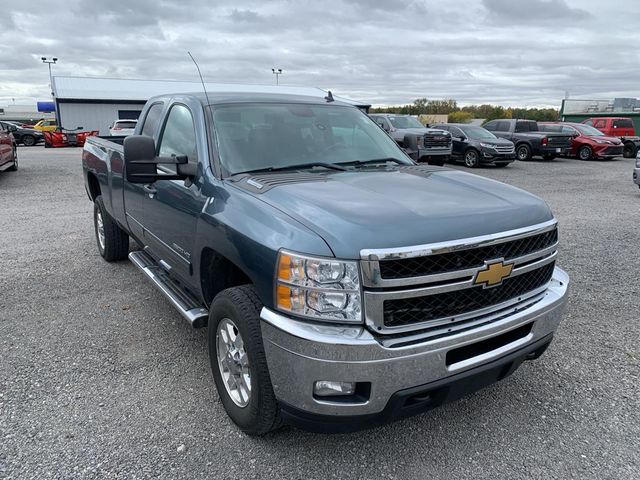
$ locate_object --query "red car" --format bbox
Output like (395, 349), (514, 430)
(0, 123), (18, 172)
(539, 122), (623, 160)
(581, 117), (640, 158)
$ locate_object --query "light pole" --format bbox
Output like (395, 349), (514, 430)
(41, 57), (58, 96)
(271, 68), (283, 85)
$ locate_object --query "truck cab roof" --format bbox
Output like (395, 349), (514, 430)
(147, 91), (358, 108)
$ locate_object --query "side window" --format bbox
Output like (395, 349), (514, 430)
(514, 121), (529, 133)
(158, 105), (198, 173)
(449, 127), (463, 138)
(562, 126), (575, 134)
(594, 119), (606, 129)
(141, 103), (164, 137)
(484, 121), (496, 131)
(496, 121), (511, 132)
(583, 120), (593, 127)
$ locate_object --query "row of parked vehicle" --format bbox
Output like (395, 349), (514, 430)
(369, 114), (639, 168)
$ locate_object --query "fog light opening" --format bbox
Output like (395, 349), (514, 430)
(313, 381), (356, 397)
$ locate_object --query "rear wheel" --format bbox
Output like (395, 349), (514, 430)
(516, 144), (532, 161)
(463, 149), (480, 168)
(21, 134), (36, 147)
(208, 285), (281, 436)
(93, 195), (129, 261)
(578, 145), (593, 161)
(7, 149), (17, 171)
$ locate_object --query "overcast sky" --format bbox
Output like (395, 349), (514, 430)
(1, 0), (638, 107)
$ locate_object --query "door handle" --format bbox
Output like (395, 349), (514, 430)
(143, 184), (157, 196)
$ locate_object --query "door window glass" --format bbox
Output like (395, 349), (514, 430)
(158, 105), (198, 173)
(141, 103), (164, 137)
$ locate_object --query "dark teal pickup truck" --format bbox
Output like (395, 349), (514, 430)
(82, 90), (569, 435)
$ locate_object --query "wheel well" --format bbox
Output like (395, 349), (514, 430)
(515, 141), (530, 149)
(87, 172), (101, 201)
(200, 248), (251, 307)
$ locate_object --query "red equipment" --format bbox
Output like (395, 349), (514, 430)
(43, 129), (98, 148)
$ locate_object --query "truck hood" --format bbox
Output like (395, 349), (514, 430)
(238, 166), (553, 259)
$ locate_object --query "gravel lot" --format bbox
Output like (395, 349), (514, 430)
(1, 147), (639, 479)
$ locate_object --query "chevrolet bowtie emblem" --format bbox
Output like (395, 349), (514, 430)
(474, 260), (514, 288)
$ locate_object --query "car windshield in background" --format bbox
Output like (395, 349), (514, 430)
(212, 104), (409, 176)
(388, 116), (424, 129)
(461, 126), (497, 140)
(574, 124), (604, 136)
(116, 121), (137, 129)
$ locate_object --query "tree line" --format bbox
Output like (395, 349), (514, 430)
(370, 98), (559, 123)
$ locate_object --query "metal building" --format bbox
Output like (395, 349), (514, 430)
(51, 76), (370, 135)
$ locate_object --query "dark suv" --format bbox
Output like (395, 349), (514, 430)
(435, 123), (515, 168)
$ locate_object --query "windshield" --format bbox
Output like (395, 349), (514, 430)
(212, 104), (410, 175)
(574, 124), (604, 136)
(460, 126), (497, 140)
(388, 116), (425, 129)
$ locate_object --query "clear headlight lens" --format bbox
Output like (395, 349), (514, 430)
(479, 142), (495, 149)
(276, 251), (362, 323)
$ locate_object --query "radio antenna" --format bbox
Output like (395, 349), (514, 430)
(188, 51), (211, 107)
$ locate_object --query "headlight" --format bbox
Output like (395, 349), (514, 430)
(479, 143), (495, 149)
(636, 152), (640, 167)
(275, 250), (362, 323)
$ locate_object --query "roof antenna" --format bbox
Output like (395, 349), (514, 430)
(188, 51), (211, 106)
(324, 90), (334, 102)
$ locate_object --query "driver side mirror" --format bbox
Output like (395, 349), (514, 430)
(458, 134), (466, 141)
(124, 135), (194, 184)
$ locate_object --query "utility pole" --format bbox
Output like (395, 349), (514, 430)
(271, 68), (283, 85)
(41, 57), (58, 96)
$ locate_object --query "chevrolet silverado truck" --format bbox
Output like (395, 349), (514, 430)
(369, 113), (452, 166)
(484, 119), (572, 161)
(82, 91), (569, 435)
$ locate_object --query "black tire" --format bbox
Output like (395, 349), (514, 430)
(623, 141), (637, 159)
(93, 195), (129, 261)
(21, 134), (36, 147)
(578, 145), (593, 161)
(7, 150), (17, 171)
(208, 285), (281, 436)
(516, 144), (532, 161)
(463, 149), (480, 168)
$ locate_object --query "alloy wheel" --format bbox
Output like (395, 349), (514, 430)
(216, 318), (251, 407)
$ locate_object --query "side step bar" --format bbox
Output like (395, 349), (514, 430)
(129, 250), (209, 328)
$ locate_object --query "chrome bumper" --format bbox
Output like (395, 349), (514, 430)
(261, 267), (569, 416)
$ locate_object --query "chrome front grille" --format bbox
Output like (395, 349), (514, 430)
(360, 220), (558, 336)
(494, 145), (515, 154)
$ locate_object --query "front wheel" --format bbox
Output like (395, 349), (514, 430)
(7, 150), (17, 171)
(578, 145), (593, 161)
(93, 195), (129, 261)
(463, 149), (480, 168)
(623, 141), (637, 159)
(208, 285), (281, 436)
(516, 144), (532, 161)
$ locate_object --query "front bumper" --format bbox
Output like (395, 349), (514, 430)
(261, 267), (569, 429)
(418, 147), (451, 159)
(480, 149), (515, 163)
(593, 144), (624, 158)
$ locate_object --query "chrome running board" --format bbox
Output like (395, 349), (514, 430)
(129, 250), (208, 328)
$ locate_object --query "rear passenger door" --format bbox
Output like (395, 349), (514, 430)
(142, 102), (207, 283)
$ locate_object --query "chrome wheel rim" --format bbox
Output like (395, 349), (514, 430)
(96, 210), (106, 250)
(464, 151), (477, 167)
(579, 148), (590, 160)
(216, 318), (251, 407)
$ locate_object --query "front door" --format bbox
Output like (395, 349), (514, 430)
(0, 128), (12, 165)
(448, 126), (465, 157)
(142, 103), (205, 284)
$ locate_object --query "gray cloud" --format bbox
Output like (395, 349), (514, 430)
(0, 0), (637, 107)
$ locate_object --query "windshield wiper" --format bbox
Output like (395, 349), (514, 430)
(234, 162), (347, 176)
(339, 158), (406, 167)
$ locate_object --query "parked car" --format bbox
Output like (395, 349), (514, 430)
(0, 121), (43, 146)
(581, 117), (640, 158)
(434, 123), (514, 168)
(483, 119), (572, 161)
(0, 124), (18, 172)
(83, 90), (568, 435)
(33, 119), (58, 132)
(109, 119), (138, 136)
(539, 122), (623, 160)
(634, 150), (640, 189)
(369, 113), (452, 166)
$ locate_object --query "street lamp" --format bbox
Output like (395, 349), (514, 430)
(41, 57), (58, 96)
(271, 68), (283, 85)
